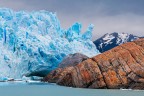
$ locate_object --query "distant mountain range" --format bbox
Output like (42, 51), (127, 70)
(93, 32), (143, 53)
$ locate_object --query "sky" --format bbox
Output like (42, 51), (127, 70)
(0, 0), (144, 40)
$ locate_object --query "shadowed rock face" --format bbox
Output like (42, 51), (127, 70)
(59, 53), (89, 68)
(43, 38), (144, 89)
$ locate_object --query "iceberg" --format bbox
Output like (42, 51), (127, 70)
(0, 8), (100, 79)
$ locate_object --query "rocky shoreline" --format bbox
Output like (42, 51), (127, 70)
(43, 38), (144, 90)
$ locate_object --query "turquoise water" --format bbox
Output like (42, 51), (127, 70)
(0, 82), (144, 96)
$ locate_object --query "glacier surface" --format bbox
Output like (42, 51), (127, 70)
(0, 8), (99, 80)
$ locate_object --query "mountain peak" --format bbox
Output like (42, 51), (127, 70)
(94, 32), (140, 52)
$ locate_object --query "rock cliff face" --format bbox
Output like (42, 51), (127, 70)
(43, 38), (144, 89)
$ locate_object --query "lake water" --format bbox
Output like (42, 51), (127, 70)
(0, 81), (144, 96)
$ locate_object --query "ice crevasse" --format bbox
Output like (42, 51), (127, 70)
(0, 8), (100, 80)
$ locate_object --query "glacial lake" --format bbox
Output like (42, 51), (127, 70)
(0, 81), (144, 96)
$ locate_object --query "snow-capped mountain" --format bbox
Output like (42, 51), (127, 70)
(94, 32), (140, 52)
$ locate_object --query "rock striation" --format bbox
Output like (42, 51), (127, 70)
(43, 38), (144, 89)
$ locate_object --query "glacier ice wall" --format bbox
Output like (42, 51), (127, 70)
(0, 8), (99, 80)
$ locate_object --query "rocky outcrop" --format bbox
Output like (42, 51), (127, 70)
(43, 38), (144, 89)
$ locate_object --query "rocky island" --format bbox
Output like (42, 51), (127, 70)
(43, 38), (144, 90)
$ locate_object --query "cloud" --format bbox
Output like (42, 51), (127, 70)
(0, 0), (144, 40)
(91, 14), (144, 40)
(58, 13), (144, 40)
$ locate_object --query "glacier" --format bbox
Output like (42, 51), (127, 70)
(0, 8), (99, 80)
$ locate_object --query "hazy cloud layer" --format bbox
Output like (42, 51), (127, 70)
(0, 0), (144, 40)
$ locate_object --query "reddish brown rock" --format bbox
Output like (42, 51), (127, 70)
(43, 38), (144, 89)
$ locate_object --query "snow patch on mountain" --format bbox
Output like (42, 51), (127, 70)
(102, 33), (115, 45)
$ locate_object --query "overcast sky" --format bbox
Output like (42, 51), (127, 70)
(0, 0), (144, 40)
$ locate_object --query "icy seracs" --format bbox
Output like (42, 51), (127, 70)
(0, 8), (99, 80)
